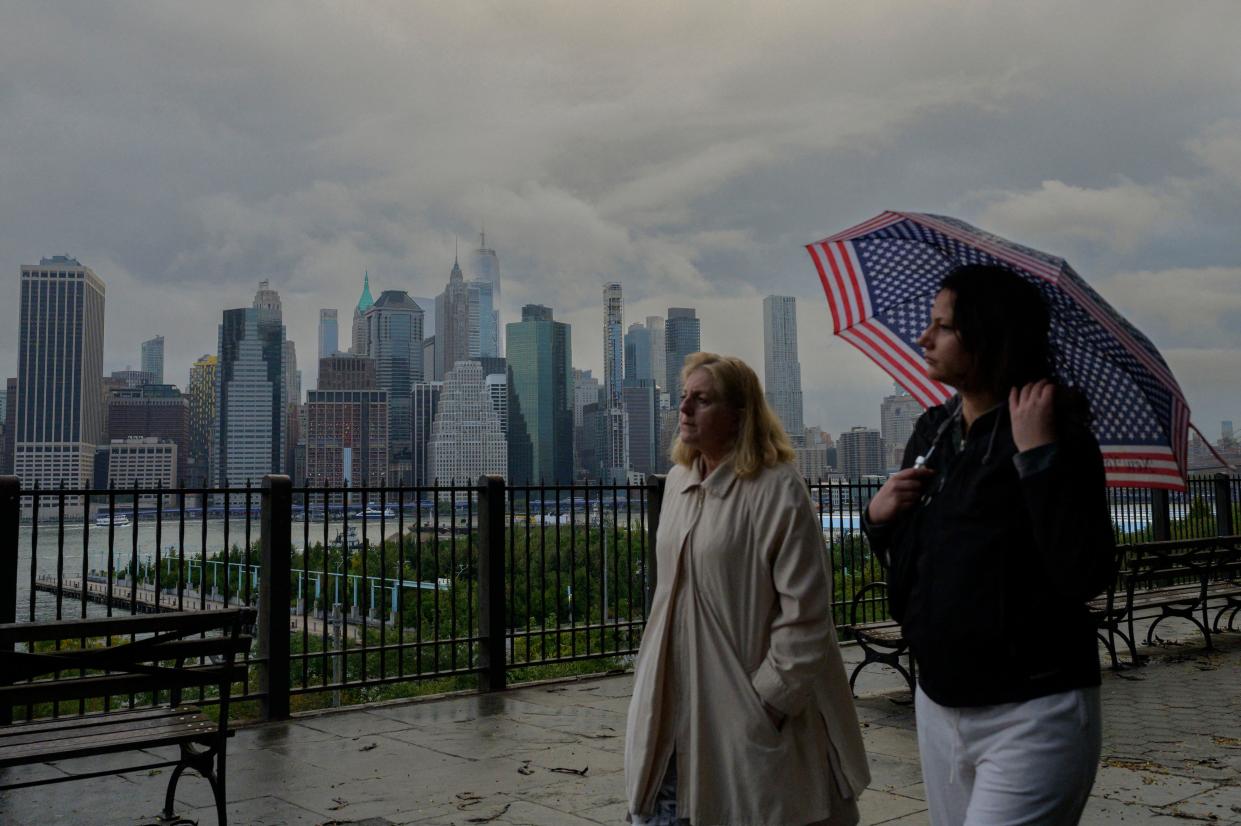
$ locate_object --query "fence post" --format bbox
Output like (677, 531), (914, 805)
(645, 474), (665, 611)
(1151, 487), (1172, 542)
(1, 476), (19, 725)
(1215, 473), (1235, 537)
(477, 475), (506, 692)
(259, 474), (292, 720)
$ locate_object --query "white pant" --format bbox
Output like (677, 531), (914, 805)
(915, 686), (1102, 826)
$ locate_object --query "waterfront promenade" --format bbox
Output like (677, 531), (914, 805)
(2, 625), (1239, 825)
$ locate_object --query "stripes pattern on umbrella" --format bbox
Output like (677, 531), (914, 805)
(805, 211), (1189, 490)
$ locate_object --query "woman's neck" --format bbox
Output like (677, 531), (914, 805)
(700, 452), (726, 477)
(959, 389), (1003, 432)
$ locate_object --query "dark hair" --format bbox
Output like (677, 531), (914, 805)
(939, 264), (1051, 396)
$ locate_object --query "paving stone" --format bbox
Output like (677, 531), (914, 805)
(1165, 784), (1241, 823)
(405, 796), (605, 825)
(865, 753), (926, 792)
(1093, 764), (1218, 808)
(0, 772), (168, 825)
(180, 793), (326, 825)
(856, 789), (927, 823)
(859, 720), (921, 759)
(297, 709), (421, 738)
(1079, 795), (1192, 825)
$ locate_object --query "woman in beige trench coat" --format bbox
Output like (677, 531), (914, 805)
(625, 353), (870, 826)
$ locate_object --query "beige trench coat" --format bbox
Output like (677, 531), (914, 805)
(625, 459), (870, 826)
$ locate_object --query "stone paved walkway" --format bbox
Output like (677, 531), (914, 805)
(3, 627), (1240, 825)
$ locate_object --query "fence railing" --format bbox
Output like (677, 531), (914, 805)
(2, 472), (1238, 722)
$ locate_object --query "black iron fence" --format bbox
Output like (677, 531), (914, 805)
(2, 472), (1238, 722)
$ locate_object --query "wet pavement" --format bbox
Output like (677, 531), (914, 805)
(2, 623), (1239, 825)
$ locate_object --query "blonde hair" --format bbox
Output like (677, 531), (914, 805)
(670, 352), (796, 478)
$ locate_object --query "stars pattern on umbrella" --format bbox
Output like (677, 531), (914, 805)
(807, 211), (1189, 488)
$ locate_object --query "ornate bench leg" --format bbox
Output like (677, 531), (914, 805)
(1097, 629), (1120, 670)
(161, 759), (189, 822)
(161, 741), (225, 826)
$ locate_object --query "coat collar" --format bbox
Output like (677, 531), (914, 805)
(681, 456), (741, 499)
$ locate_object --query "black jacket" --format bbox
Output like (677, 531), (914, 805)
(864, 398), (1116, 707)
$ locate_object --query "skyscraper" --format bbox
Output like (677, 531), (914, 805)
(411, 381), (443, 485)
(364, 290), (425, 482)
(601, 284), (629, 481)
(622, 380), (659, 476)
(318, 353), (376, 390)
(646, 316), (666, 394)
(187, 355), (216, 487)
(838, 427), (885, 478)
(572, 369), (601, 429)
(602, 284), (624, 409)
(141, 335), (165, 385)
(213, 283), (288, 486)
(15, 256), (105, 501)
(572, 369), (602, 480)
(351, 273), (375, 355)
(665, 307), (701, 402)
(484, 372), (509, 435)
(468, 281), (498, 359)
(107, 384), (190, 486)
(305, 388), (388, 488)
(428, 360), (507, 484)
(506, 305), (574, 484)
(880, 384), (921, 469)
(318, 309), (339, 361)
(762, 296), (804, 446)
(282, 339), (301, 475)
(436, 258), (472, 380)
(467, 232), (502, 355)
(624, 322), (654, 384)
(0, 377), (15, 475)
(110, 369), (154, 388)
(602, 407), (629, 482)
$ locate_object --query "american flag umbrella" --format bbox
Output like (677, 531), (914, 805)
(805, 211), (1189, 490)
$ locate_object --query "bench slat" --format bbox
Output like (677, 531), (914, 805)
(0, 708), (205, 749)
(0, 608), (255, 646)
(0, 707), (188, 740)
(4, 635), (252, 682)
(0, 664), (242, 707)
(0, 717), (217, 766)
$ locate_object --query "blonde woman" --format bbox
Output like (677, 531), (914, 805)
(625, 353), (869, 826)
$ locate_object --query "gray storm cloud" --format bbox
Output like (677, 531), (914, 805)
(1, 1), (1238, 435)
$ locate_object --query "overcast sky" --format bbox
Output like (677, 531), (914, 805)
(2, 2), (1239, 439)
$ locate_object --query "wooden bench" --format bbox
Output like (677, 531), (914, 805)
(1091, 536), (1241, 667)
(840, 582), (915, 696)
(0, 608), (254, 826)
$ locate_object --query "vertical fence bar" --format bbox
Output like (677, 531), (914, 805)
(260, 474), (292, 721)
(1216, 473), (1235, 537)
(1, 476), (19, 725)
(1151, 487), (1172, 542)
(477, 475), (506, 692)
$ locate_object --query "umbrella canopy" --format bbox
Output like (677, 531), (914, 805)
(805, 211), (1188, 490)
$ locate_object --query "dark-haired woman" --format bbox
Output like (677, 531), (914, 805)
(864, 264), (1115, 825)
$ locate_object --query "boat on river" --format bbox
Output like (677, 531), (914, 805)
(95, 512), (131, 528)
